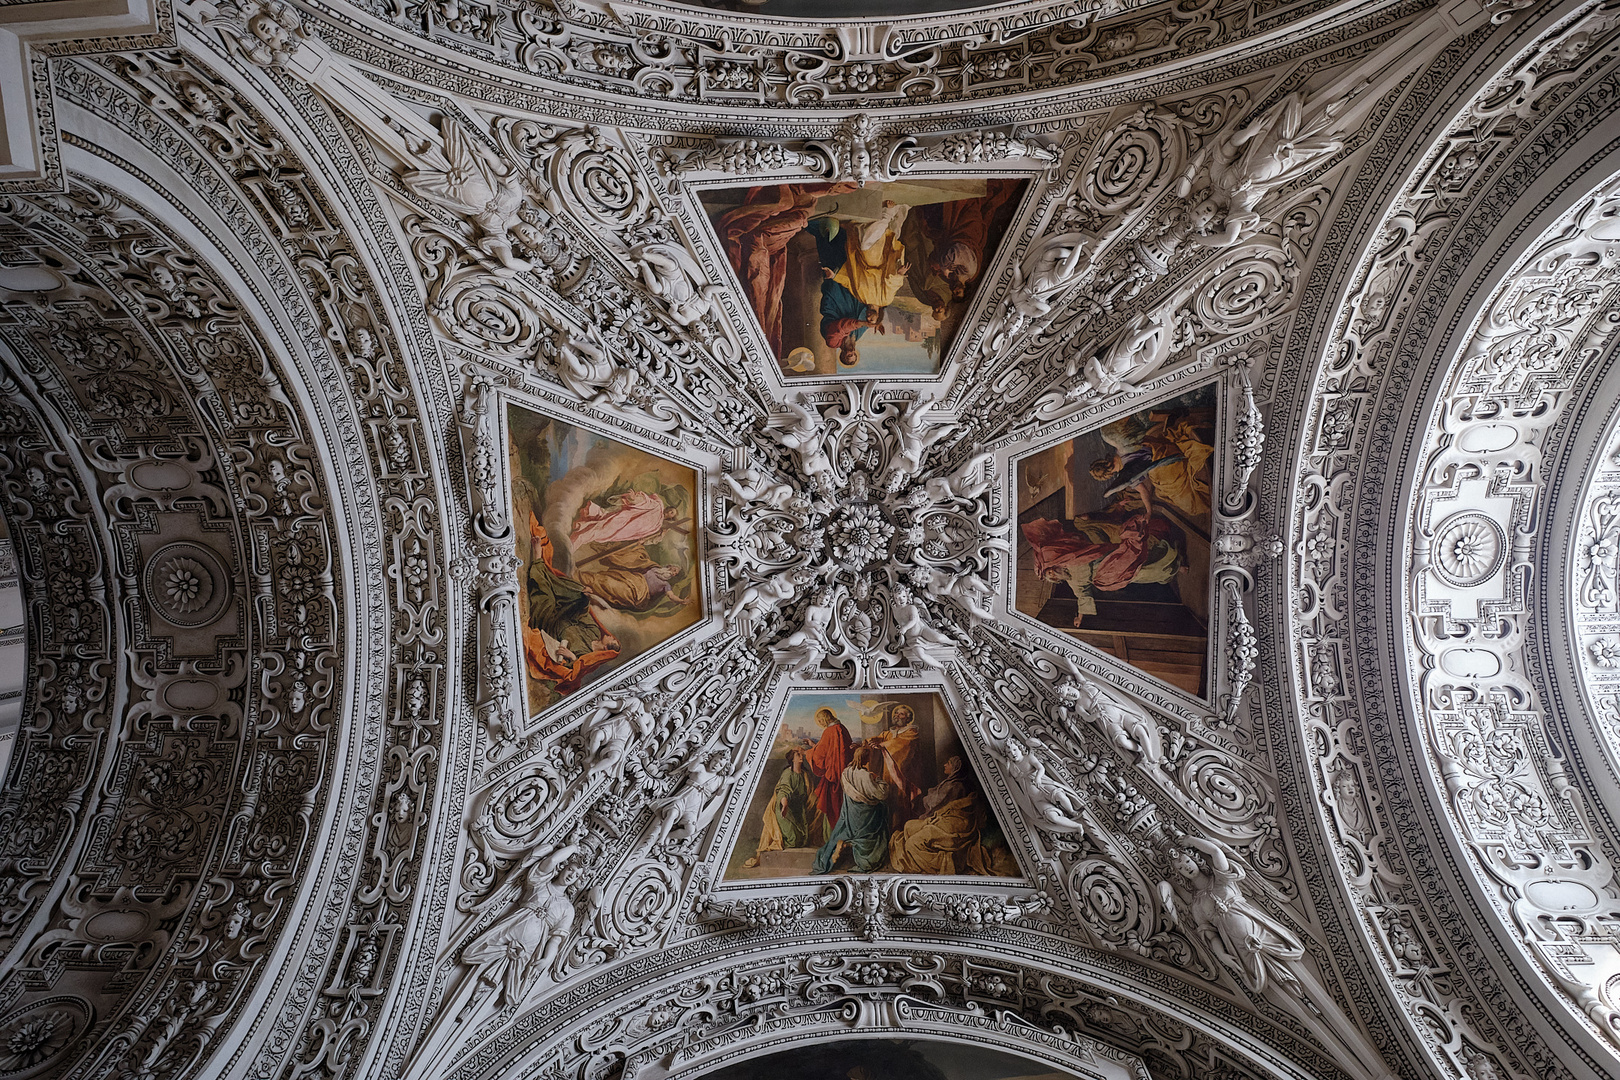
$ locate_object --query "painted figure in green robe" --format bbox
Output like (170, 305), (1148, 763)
(744, 749), (826, 867)
(812, 745), (891, 874)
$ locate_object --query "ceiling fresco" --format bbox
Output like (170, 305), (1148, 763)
(698, 178), (1030, 378)
(1015, 382), (1217, 696)
(724, 691), (1021, 879)
(1, 3), (1617, 1080)
(508, 402), (704, 710)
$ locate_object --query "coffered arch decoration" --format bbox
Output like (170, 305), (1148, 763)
(0, 170), (362, 1078)
(1284, 1), (1620, 1078)
(4, 1), (1620, 1080)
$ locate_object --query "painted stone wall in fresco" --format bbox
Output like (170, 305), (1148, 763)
(1015, 384), (1217, 696)
(696, 1038), (1082, 1080)
(699, 178), (1028, 378)
(508, 403), (702, 713)
(725, 692), (1018, 880)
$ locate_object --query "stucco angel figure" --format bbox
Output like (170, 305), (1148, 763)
(728, 569), (808, 634)
(647, 750), (736, 849)
(1153, 840), (1398, 1080)
(912, 567), (993, 624)
(999, 736), (1088, 834)
(923, 446), (995, 504)
(771, 588), (836, 674)
(1066, 308), (1176, 401)
(1069, 678), (1162, 764)
(580, 693), (659, 780)
(456, 843), (597, 1020)
(1005, 233), (1093, 332)
(978, 229), (1095, 351)
(722, 456), (795, 512)
(1176, 92), (1346, 249)
(1158, 836), (1303, 993)
(402, 117), (534, 275)
(889, 396), (956, 481)
(550, 325), (642, 408)
(630, 242), (714, 328)
(891, 583), (955, 669)
(771, 398), (836, 493)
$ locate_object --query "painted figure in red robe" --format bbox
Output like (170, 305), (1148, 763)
(804, 706), (854, 827)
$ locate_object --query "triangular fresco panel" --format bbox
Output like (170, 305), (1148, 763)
(698, 178), (1029, 378)
(724, 692), (1022, 880)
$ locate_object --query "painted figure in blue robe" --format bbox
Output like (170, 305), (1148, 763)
(810, 217), (884, 367)
(812, 745), (891, 873)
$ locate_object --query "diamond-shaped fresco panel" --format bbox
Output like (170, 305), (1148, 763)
(508, 403), (702, 714)
(1014, 383), (1218, 696)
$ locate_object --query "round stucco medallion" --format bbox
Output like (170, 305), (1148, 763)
(0, 998), (91, 1076)
(1431, 511), (1508, 588)
(144, 541), (231, 628)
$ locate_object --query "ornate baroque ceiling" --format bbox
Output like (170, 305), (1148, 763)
(2, 0), (1620, 1079)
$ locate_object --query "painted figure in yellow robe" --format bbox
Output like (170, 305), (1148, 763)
(828, 199), (911, 308)
(888, 756), (1013, 876)
(1088, 404), (1217, 520)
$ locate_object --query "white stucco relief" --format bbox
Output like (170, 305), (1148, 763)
(1403, 173), (1620, 1050)
(0, 0), (1610, 1078)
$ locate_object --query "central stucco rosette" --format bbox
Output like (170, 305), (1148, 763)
(711, 385), (1004, 682)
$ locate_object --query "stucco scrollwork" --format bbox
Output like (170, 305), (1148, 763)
(711, 386), (1007, 684)
(666, 118), (1056, 186)
(1288, 6), (1620, 1076)
(959, 18), (1463, 439)
(15, 1), (1611, 1080)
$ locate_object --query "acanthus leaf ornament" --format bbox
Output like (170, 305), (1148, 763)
(694, 869), (818, 932)
(663, 137), (835, 181)
(1214, 575), (1258, 728)
(457, 368), (511, 545)
(1221, 351), (1265, 516)
(917, 888), (1052, 928)
(895, 127), (1060, 170)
